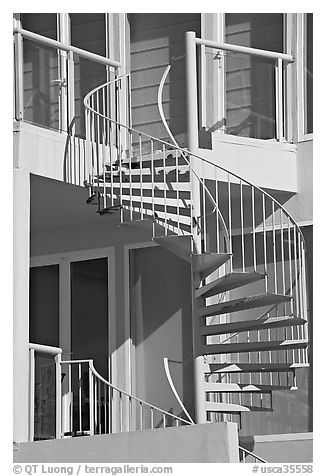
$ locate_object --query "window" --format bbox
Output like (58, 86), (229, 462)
(224, 14), (284, 140)
(297, 13), (313, 140)
(305, 14), (313, 135)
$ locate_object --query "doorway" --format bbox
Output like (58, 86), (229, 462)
(29, 250), (113, 439)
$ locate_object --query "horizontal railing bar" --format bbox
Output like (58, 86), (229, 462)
(194, 36), (294, 62)
(13, 27), (121, 69)
(29, 342), (62, 355)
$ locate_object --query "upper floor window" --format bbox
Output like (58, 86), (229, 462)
(223, 14), (284, 140)
(305, 14), (313, 135)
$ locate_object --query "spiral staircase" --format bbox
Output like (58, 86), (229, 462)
(82, 74), (309, 426)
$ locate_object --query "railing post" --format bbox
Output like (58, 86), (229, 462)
(28, 348), (35, 442)
(186, 31), (207, 425)
(13, 31), (24, 121)
(275, 58), (284, 142)
(55, 353), (62, 439)
(89, 362), (95, 435)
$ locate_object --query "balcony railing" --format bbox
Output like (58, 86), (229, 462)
(186, 32), (295, 144)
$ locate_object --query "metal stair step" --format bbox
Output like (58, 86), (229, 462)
(205, 402), (250, 413)
(196, 271), (266, 299)
(200, 316), (307, 336)
(201, 339), (308, 355)
(192, 253), (231, 279)
(204, 362), (310, 374)
(154, 235), (192, 263)
(198, 293), (292, 318)
(204, 382), (297, 393)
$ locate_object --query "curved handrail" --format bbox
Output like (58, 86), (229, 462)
(239, 445), (267, 463)
(163, 357), (195, 424)
(88, 360), (192, 425)
(83, 78), (305, 247)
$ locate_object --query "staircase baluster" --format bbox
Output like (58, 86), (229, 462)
(251, 186), (257, 272)
(240, 179), (245, 272)
(151, 140), (155, 229)
(139, 134), (143, 219)
(228, 173), (233, 271)
(215, 168), (220, 257)
(163, 144), (167, 235)
(78, 363), (82, 434)
(293, 228), (299, 318)
(101, 90), (107, 210)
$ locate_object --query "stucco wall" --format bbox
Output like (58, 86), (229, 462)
(14, 422), (239, 463)
(239, 432), (313, 463)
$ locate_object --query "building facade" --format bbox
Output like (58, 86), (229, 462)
(13, 13), (313, 462)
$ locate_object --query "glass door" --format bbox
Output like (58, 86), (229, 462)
(29, 264), (59, 440)
(21, 13), (68, 131)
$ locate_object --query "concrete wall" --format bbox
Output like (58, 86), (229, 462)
(200, 134), (298, 192)
(239, 432), (313, 463)
(13, 422), (239, 463)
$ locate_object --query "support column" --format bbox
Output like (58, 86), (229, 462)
(186, 31), (206, 424)
(13, 169), (30, 442)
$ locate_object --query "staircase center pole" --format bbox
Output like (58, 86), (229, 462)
(186, 31), (207, 424)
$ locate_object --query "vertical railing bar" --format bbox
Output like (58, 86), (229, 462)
(163, 413), (166, 429)
(119, 391), (123, 433)
(98, 381), (102, 434)
(272, 201), (277, 295)
(150, 407), (154, 430)
(139, 134), (143, 219)
(89, 364), (94, 436)
(293, 229), (299, 318)
(240, 179), (245, 272)
(163, 144), (167, 235)
(129, 125), (133, 220)
(94, 377), (98, 433)
(176, 149), (180, 231)
(140, 402), (143, 431)
(95, 91), (101, 210)
(108, 84), (114, 208)
(101, 89), (107, 209)
(215, 168), (220, 256)
(128, 396), (132, 432)
(203, 174), (207, 254)
(78, 363), (82, 433)
(228, 174), (233, 271)
(151, 140), (155, 225)
(251, 186), (257, 272)
(280, 210), (286, 316)
(55, 353), (62, 439)
(288, 219), (295, 362)
(104, 385), (107, 434)
(68, 363), (72, 434)
(298, 234), (304, 363)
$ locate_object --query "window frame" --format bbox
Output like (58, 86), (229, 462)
(297, 13), (313, 142)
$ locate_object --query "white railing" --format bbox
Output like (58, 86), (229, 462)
(186, 32), (294, 143)
(239, 445), (267, 463)
(60, 359), (192, 437)
(28, 346), (192, 441)
(83, 64), (309, 420)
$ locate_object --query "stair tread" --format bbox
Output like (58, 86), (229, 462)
(192, 253), (231, 278)
(205, 402), (250, 413)
(201, 338), (308, 355)
(204, 382), (297, 392)
(200, 315), (307, 336)
(198, 293), (292, 317)
(205, 362), (310, 373)
(196, 271), (266, 299)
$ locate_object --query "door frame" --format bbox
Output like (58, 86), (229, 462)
(30, 246), (116, 383)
